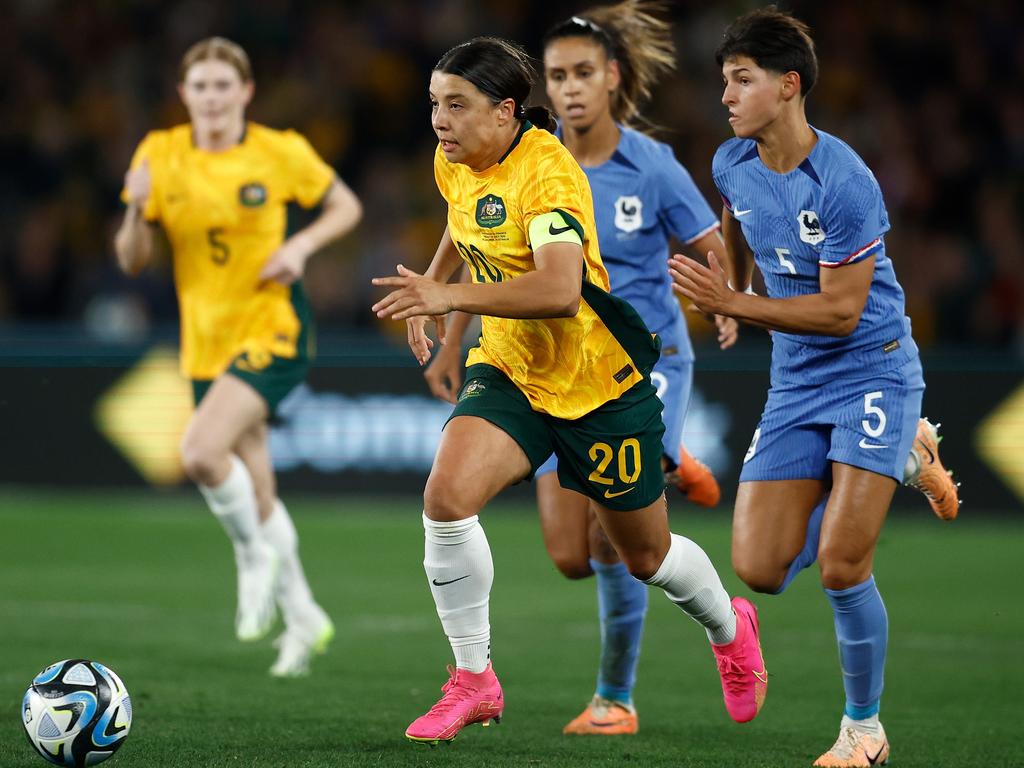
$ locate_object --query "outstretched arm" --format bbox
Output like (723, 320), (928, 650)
(373, 239), (582, 322)
(670, 251), (874, 337)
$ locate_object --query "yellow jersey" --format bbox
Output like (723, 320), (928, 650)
(434, 123), (658, 420)
(123, 123), (335, 379)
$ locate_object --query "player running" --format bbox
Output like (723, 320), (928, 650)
(423, 1), (738, 736)
(670, 10), (960, 766)
(114, 37), (362, 677)
(372, 36), (767, 747)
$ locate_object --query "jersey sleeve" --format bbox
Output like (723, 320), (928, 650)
(519, 147), (588, 251)
(818, 171), (889, 268)
(280, 130), (336, 208)
(120, 132), (162, 222)
(656, 146), (719, 244)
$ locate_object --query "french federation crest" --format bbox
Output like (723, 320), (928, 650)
(614, 195), (643, 233)
(239, 182), (267, 207)
(475, 195), (506, 228)
(798, 209), (825, 246)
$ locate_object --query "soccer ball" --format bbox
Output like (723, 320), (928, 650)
(22, 659), (132, 767)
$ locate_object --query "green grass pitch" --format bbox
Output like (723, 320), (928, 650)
(1, 491), (1020, 767)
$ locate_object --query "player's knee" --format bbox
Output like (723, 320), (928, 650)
(817, 548), (870, 591)
(619, 550), (662, 582)
(180, 437), (222, 487)
(733, 557), (785, 594)
(423, 474), (478, 522)
(548, 550), (592, 580)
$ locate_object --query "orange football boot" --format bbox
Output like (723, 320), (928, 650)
(563, 696), (638, 735)
(906, 418), (960, 520)
(669, 446), (721, 507)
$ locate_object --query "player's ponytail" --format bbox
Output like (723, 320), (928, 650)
(435, 37), (556, 132)
(544, 0), (675, 127)
(522, 105), (556, 132)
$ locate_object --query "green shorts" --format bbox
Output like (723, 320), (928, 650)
(192, 350), (309, 416)
(448, 364), (666, 511)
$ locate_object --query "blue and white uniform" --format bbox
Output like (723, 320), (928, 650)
(713, 127), (923, 483)
(538, 125), (719, 477)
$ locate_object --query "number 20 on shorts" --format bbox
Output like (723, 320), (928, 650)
(588, 438), (642, 486)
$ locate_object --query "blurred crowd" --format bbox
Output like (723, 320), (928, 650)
(2, 0), (1022, 350)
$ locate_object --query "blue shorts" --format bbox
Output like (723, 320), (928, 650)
(739, 357), (924, 484)
(536, 350), (692, 477)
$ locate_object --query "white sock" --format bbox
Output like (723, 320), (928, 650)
(644, 533), (737, 645)
(842, 713), (882, 736)
(423, 513), (492, 673)
(261, 499), (317, 625)
(199, 455), (259, 556)
(903, 447), (921, 484)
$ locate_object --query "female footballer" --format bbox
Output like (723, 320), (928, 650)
(671, 10), (960, 765)
(115, 37), (362, 677)
(423, 1), (739, 736)
(372, 35), (766, 746)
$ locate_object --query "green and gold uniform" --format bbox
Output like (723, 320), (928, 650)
(435, 123), (665, 509)
(123, 122), (334, 410)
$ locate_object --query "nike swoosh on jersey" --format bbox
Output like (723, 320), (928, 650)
(603, 487), (636, 499)
(733, 208), (752, 217)
(858, 438), (889, 450)
(548, 223), (573, 235)
(431, 575), (471, 586)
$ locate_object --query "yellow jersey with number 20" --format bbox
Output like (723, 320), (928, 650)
(434, 123), (657, 420)
(123, 123), (335, 379)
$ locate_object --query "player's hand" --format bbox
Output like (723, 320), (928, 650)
(669, 251), (733, 315)
(123, 160), (152, 207)
(424, 341), (462, 403)
(715, 314), (739, 349)
(260, 233), (313, 285)
(372, 264), (454, 321)
(405, 314), (447, 366)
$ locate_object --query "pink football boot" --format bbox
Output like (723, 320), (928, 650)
(711, 597), (768, 723)
(405, 664), (504, 746)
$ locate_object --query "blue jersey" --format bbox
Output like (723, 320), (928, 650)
(559, 125), (719, 361)
(712, 127), (918, 383)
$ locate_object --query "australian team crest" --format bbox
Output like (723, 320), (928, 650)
(798, 209), (825, 246)
(239, 182), (267, 207)
(475, 194), (506, 228)
(614, 195), (643, 233)
(458, 380), (487, 401)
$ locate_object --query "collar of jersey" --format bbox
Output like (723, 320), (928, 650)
(554, 121), (638, 173)
(751, 124), (824, 182)
(190, 121), (250, 152)
(497, 120), (532, 164)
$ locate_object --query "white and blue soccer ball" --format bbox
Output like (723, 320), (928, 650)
(22, 659), (132, 767)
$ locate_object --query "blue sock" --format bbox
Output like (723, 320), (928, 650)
(592, 559), (648, 704)
(775, 492), (828, 594)
(825, 576), (888, 719)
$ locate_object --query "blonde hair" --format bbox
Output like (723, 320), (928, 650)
(179, 37), (252, 83)
(545, 0), (676, 127)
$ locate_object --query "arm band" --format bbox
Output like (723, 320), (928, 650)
(528, 211), (584, 250)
